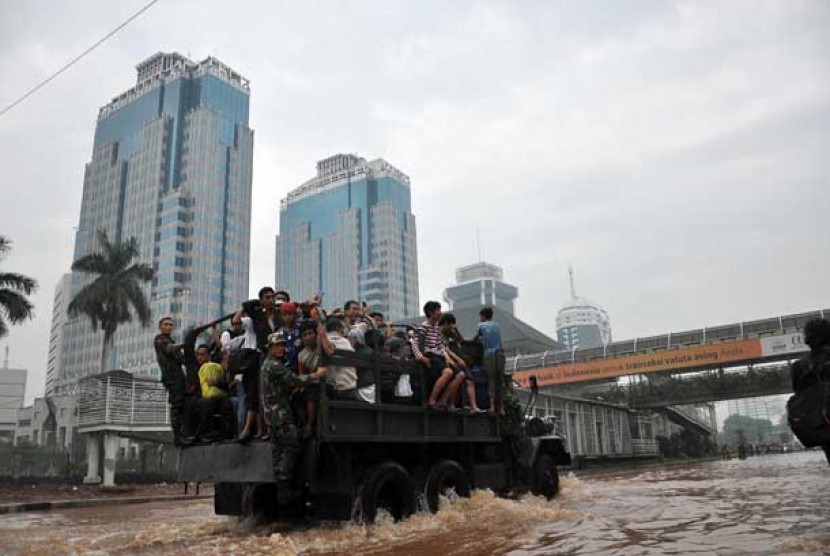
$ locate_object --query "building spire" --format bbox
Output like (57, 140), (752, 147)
(568, 265), (577, 300)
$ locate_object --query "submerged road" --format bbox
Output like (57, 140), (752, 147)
(1, 451), (827, 555)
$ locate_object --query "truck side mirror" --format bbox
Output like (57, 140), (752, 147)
(529, 375), (538, 395)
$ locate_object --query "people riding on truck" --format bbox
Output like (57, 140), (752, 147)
(169, 288), (570, 524)
(159, 293), (514, 443)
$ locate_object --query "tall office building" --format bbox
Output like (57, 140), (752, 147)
(443, 261), (518, 315)
(275, 154), (418, 320)
(555, 267), (611, 350)
(0, 347), (26, 443)
(54, 53), (253, 394)
(45, 273), (71, 396)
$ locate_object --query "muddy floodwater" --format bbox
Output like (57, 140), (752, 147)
(1, 451), (828, 555)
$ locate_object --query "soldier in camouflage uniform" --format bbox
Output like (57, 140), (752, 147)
(260, 331), (318, 505)
(153, 317), (187, 446)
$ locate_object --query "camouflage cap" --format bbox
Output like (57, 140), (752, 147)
(267, 332), (287, 345)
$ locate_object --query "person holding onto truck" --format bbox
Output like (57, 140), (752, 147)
(297, 320), (327, 437)
(219, 318), (247, 431)
(477, 306), (505, 413)
(154, 316), (189, 447)
(789, 318), (830, 465)
(349, 327), (378, 403)
(370, 311), (394, 338)
(319, 317), (361, 400)
(237, 287), (280, 443)
(411, 301), (457, 410)
(278, 301), (302, 373)
(261, 331), (318, 505)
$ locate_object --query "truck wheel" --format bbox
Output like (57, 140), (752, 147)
(240, 483), (279, 522)
(424, 459), (471, 513)
(358, 462), (417, 523)
(531, 454), (560, 499)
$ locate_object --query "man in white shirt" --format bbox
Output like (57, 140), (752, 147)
(219, 318), (248, 430)
(233, 306), (267, 442)
(319, 318), (361, 401)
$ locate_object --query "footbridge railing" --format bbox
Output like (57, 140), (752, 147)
(588, 365), (792, 409)
(78, 370), (169, 431)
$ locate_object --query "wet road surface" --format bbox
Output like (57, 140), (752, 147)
(1, 450), (827, 555)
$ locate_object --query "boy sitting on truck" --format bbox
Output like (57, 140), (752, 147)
(410, 301), (457, 410)
(197, 348), (235, 442)
(438, 313), (484, 413)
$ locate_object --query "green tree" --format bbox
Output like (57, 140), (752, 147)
(722, 413), (773, 445)
(0, 236), (37, 338)
(68, 230), (154, 373)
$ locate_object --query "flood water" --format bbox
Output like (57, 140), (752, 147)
(1, 450), (828, 555)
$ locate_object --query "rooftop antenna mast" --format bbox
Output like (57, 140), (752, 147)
(3, 346), (8, 369)
(568, 265), (577, 300)
(476, 227), (482, 262)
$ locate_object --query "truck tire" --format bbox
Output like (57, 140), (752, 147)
(357, 462), (417, 523)
(214, 482), (245, 516)
(530, 453), (560, 499)
(424, 459), (471, 513)
(240, 483), (279, 522)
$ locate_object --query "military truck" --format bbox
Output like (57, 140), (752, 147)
(177, 350), (571, 522)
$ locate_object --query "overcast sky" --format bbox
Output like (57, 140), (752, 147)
(1, 1), (828, 403)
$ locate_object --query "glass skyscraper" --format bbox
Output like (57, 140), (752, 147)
(275, 154), (419, 320)
(54, 53), (253, 394)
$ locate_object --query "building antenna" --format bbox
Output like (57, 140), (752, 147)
(476, 227), (482, 262)
(568, 265), (577, 300)
(3, 346), (8, 369)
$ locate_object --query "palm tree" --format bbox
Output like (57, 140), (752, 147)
(68, 230), (154, 374)
(0, 236), (37, 338)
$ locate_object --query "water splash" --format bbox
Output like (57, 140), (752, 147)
(6, 455), (827, 555)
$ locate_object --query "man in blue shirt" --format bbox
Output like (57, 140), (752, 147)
(476, 307), (505, 413)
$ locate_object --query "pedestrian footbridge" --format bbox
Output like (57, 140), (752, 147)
(77, 371), (171, 486)
(510, 308), (825, 391)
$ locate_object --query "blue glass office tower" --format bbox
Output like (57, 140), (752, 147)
(54, 53), (253, 394)
(276, 154), (419, 321)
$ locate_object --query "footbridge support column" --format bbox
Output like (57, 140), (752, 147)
(83, 433), (102, 485)
(102, 432), (120, 487)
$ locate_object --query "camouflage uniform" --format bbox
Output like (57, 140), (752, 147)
(154, 333), (186, 444)
(260, 353), (316, 504)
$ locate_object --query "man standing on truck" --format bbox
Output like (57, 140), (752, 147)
(238, 287), (280, 442)
(278, 301), (302, 373)
(261, 332), (318, 505)
(477, 307), (505, 413)
(154, 317), (187, 446)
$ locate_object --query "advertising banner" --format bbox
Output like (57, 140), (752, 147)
(515, 338), (763, 388)
(760, 332), (807, 357)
